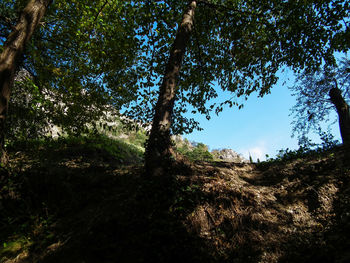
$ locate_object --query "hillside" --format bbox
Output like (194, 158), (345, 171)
(0, 135), (349, 263)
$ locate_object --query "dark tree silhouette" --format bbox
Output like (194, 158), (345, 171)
(329, 86), (350, 146)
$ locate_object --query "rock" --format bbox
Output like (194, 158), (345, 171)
(211, 148), (247, 163)
(172, 135), (194, 149)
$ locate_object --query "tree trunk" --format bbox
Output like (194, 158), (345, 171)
(0, 0), (51, 164)
(144, 1), (197, 176)
(329, 87), (350, 146)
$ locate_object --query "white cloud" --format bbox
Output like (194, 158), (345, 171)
(240, 141), (268, 162)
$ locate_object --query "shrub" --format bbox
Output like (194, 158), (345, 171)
(176, 142), (214, 162)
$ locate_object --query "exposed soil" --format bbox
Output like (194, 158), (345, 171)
(1, 145), (349, 262)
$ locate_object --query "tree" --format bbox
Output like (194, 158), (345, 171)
(145, 1), (197, 177)
(143, 0), (350, 176)
(1, 0), (143, 141)
(290, 57), (350, 146)
(19, 0), (142, 135)
(0, 0), (52, 164)
(329, 86), (350, 145)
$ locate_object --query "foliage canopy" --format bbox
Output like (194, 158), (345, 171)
(125, 0), (350, 134)
(1, 0), (349, 137)
(290, 56), (350, 145)
(1, 0), (142, 136)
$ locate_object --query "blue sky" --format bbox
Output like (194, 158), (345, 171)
(183, 68), (341, 161)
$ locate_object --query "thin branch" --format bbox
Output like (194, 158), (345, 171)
(94, 0), (110, 22)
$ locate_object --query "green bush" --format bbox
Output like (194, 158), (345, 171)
(6, 133), (144, 164)
(176, 142), (214, 162)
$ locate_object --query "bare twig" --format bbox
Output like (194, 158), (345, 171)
(94, 0), (110, 22)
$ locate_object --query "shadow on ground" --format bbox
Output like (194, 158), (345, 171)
(1, 144), (350, 263)
(1, 151), (214, 262)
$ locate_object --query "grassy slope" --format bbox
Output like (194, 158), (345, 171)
(0, 136), (350, 263)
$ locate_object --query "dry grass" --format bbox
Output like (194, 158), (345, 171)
(1, 145), (349, 263)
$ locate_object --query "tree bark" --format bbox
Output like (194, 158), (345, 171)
(329, 87), (350, 146)
(0, 0), (51, 164)
(144, 1), (197, 176)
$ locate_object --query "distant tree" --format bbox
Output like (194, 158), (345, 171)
(176, 141), (213, 162)
(190, 143), (213, 162)
(290, 57), (350, 146)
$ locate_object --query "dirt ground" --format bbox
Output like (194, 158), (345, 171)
(1, 145), (349, 262)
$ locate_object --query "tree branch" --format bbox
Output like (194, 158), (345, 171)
(94, 0), (110, 22)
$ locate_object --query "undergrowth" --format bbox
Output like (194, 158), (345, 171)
(176, 142), (214, 162)
(5, 133), (145, 164)
(1, 133), (146, 261)
(260, 142), (343, 165)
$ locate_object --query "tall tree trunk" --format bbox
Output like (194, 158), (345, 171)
(0, 0), (51, 164)
(329, 87), (350, 146)
(145, 1), (197, 176)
